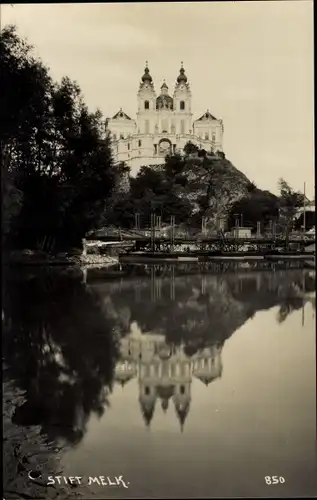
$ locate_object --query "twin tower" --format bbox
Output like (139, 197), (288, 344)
(138, 61), (192, 114)
(107, 62), (224, 174)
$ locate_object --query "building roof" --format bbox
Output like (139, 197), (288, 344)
(196, 110), (217, 121)
(112, 108), (132, 120)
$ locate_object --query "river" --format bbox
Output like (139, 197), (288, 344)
(2, 262), (317, 499)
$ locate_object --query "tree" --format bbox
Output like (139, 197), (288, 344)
(3, 271), (119, 445)
(246, 181), (257, 193)
(1, 26), (116, 251)
(278, 178), (305, 236)
(228, 190), (279, 231)
(183, 141), (199, 156)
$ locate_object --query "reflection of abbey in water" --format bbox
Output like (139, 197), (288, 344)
(114, 326), (222, 431)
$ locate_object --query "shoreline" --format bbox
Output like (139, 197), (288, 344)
(4, 251), (119, 268)
(2, 379), (78, 500)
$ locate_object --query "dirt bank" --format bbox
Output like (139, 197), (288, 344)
(3, 377), (88, 500)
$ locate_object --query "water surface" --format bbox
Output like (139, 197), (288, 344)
(2, 263), (316, 498)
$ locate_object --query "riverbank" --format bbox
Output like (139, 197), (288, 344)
(4, 249), (118, 267)
(3, 378), (78, 500)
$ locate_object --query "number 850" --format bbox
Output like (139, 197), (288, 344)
(265, 476), (285, 485)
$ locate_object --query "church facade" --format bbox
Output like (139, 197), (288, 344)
(107, 63), (224, 174)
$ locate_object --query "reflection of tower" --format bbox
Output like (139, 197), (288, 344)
(192, 344), (223, 385)
(173, 381), (191, 432)
(138, 340), (192, 431)
(139, 383), (156, 426)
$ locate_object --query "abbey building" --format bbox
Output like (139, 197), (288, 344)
(107, 63), (224, 174)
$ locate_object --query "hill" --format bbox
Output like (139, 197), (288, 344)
(109, 148), (307, 232)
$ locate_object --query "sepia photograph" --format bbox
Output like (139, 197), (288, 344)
(1, 1), (316, 499)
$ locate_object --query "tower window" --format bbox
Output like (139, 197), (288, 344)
(205, 133), (209, 140)
(180, 385), (185, 394)
(145, 386), (150, 395)
(180, 101), (185, 110)
(144, 100), (149, 110)
(138, 140), (142, 147)
(128, 143), (130, 150)
(212, 134), (216, 142)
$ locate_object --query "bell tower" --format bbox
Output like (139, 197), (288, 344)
(173, 62), (193, 135)
(137, 62), (156, 112)
(137, 62), (157, 135)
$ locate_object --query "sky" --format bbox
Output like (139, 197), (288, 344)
(2, 1), (314, 198)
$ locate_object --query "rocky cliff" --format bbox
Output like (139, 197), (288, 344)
(177, 153), (251, 225)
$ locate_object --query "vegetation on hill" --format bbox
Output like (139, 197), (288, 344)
(105, 148), (308, 233)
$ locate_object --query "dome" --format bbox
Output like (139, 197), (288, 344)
(157, 345), (172, 359)
(141, 62), (152, 84)
(177, 63), (188, 84)
(156, 94), (174, 110)
(157, 385), (174, 400)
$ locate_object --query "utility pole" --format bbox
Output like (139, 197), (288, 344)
(201, 216), (207, 236)
(234, 213), (239, 227)
(303, 181), (306, 233)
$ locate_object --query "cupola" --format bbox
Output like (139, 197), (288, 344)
(141, 61), (153, 84)
(177, 62), (188, 84)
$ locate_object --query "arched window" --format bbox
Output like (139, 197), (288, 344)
(145, 386), (150, 395)
(205, 133), (209, 140)
(180, 385), (185, 395)
(180, 101), (185, 110)
(144, 100), (149, 110)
